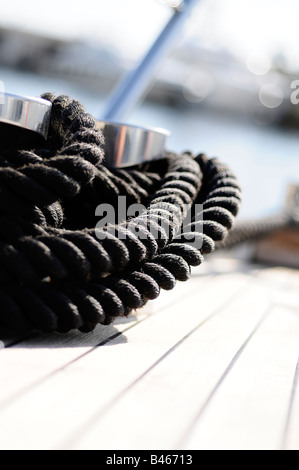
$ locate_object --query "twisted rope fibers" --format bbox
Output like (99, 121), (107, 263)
(0, 93), (243, 334)
(216, 214), (292, 250)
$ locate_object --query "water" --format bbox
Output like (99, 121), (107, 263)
(1, 67), (299, 220)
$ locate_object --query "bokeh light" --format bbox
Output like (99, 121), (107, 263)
(259, 83), (284, 108)
(246, 52), (271, 76)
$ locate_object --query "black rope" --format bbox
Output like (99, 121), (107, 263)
(0, 93), (245, 333)
(216, 208), (299, 250)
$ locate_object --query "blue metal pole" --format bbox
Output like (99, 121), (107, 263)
(102, 0), (200, 121)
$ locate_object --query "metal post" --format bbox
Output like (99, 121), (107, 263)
(102, 0), (200, 121)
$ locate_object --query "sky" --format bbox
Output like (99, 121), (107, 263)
(0, 0), (298, 72)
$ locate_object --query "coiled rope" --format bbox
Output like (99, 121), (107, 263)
(0, 93), (244, 334)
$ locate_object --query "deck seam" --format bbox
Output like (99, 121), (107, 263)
(61, 273), (261, 449)
(281, 356), (299, 450)
(176, 304), (273, 449)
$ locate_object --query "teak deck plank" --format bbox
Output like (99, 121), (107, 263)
(183, 305), (299, 450)
(72, 281), (272, 450)
(0, 256), (298, 450)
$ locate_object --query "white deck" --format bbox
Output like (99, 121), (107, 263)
(0, 253), (298, 450)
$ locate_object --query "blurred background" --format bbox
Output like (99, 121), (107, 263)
(0, 0), (298, 219)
